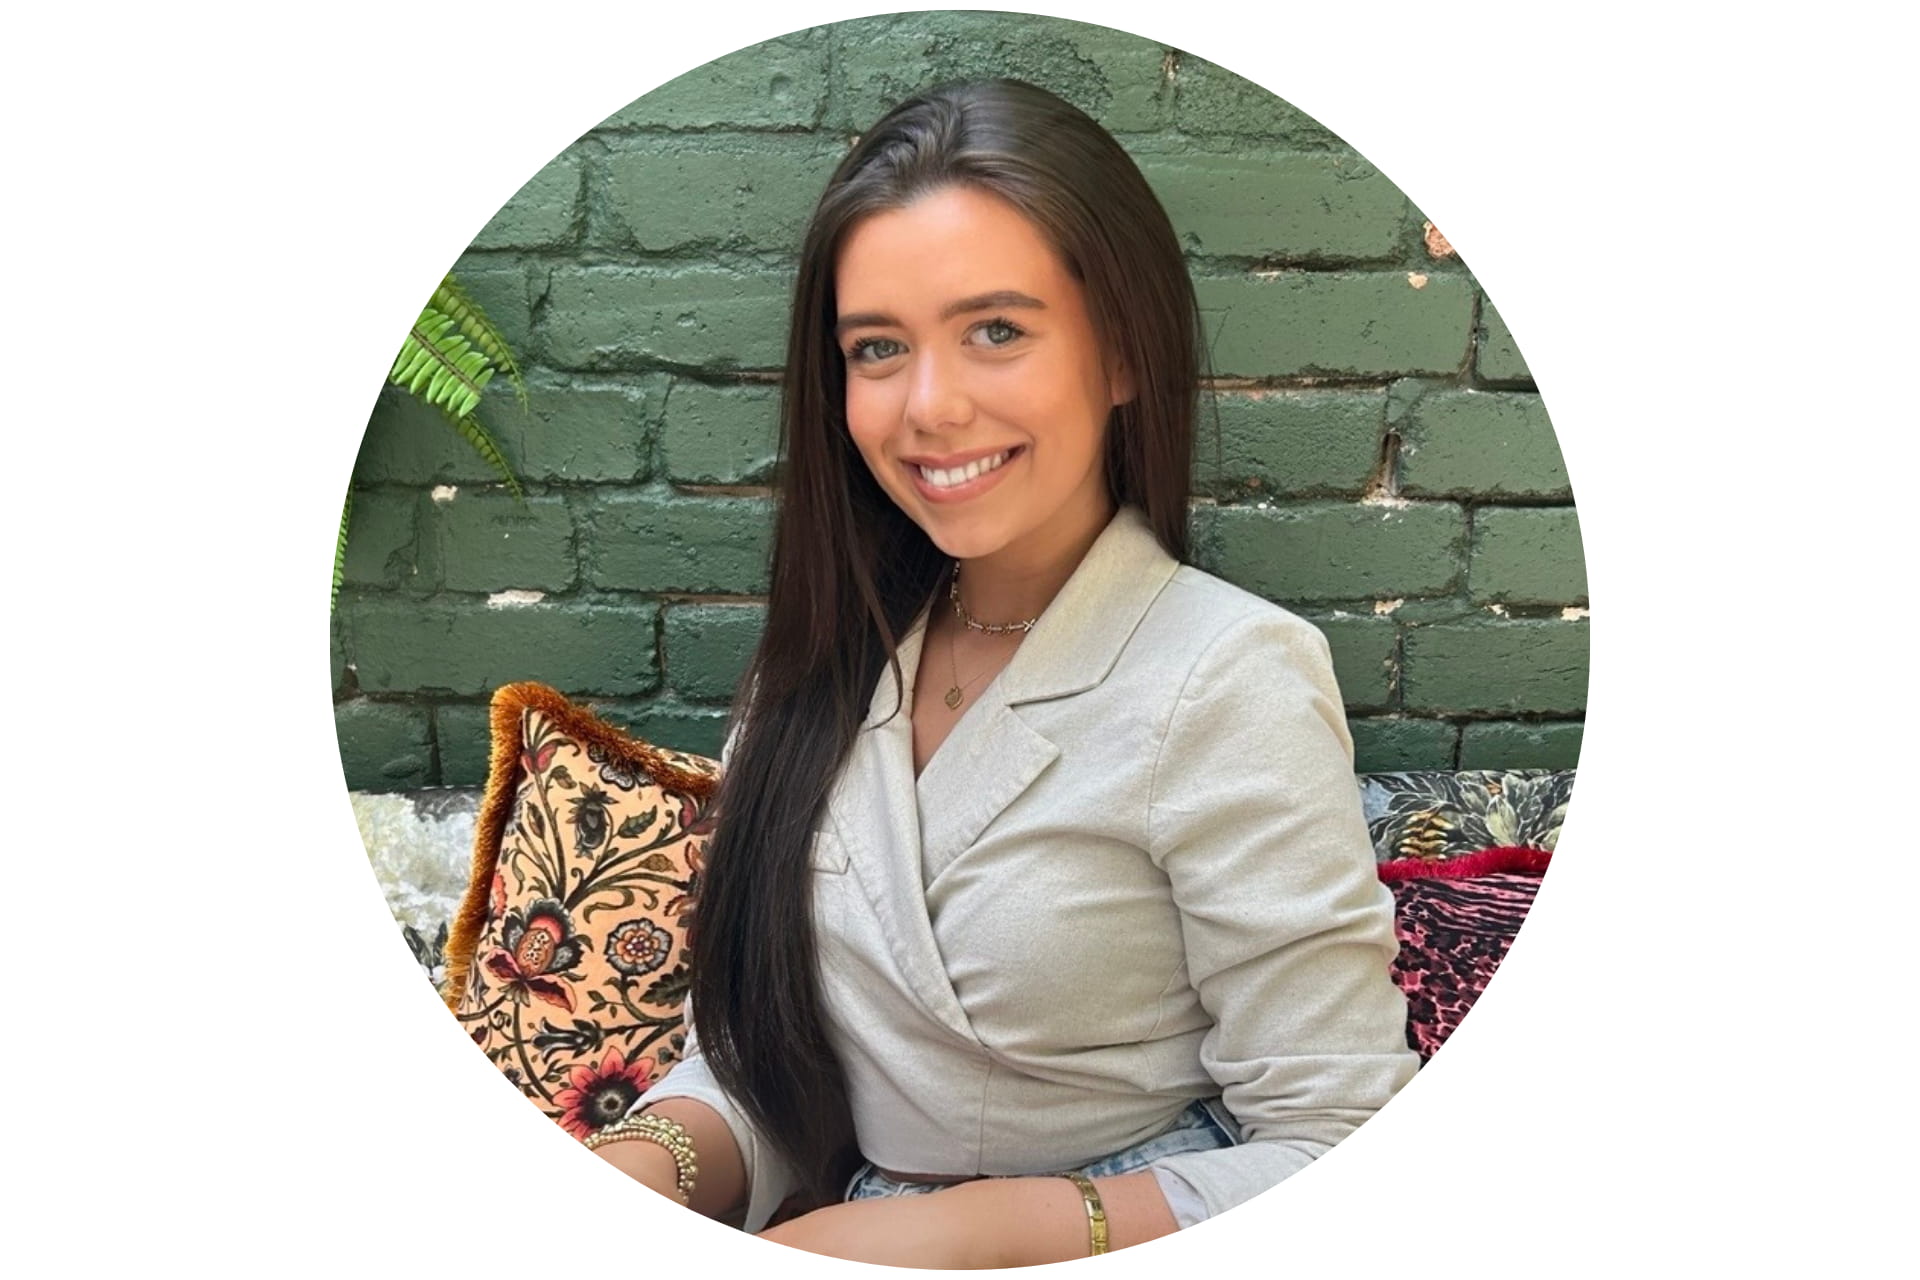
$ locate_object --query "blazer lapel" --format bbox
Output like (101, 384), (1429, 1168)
(918, 505), (1180, 880)
(827, 506), (1182, 1040)
(829, 610), (981, 1039)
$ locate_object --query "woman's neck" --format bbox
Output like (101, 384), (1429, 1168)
(949, 495), (1118, 627)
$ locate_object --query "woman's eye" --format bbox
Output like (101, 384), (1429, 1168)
(847, 337), (904, 362)
(974, 318), (1024, 347)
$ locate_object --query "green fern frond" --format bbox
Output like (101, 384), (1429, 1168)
(433, 274), (527, 410)
(392, 307), (496, 422)
(332, 489), (353, 614)
(440, 409), (525, 501)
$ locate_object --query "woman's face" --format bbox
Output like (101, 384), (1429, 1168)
(833, 184), (1133, 570)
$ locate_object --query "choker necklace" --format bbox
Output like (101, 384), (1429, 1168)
(948, 563), (1040, 636)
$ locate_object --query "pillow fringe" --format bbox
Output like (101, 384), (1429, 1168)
(439, 681), (721, 1011)
(1375, 845), (1552, 882)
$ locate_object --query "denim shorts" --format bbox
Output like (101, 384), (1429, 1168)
(843, 1098), (1240, 1201)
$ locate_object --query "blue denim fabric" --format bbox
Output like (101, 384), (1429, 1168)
(843, 1098), (1240, 1201)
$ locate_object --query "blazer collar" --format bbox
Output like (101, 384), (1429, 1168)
(863, 505), (1180, 726)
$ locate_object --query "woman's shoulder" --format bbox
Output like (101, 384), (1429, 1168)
(1143, 563), (1329, 658)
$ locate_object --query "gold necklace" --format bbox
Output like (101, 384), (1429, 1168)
(944, 627), (997, 710)
(949, 562), (1040, 635)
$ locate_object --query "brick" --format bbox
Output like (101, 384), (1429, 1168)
(341, 490), (426, 590)
(1402, 620), (1588, 715)
(1470, 507), (1587, 606)
(440, 257), (539, 367)
(469, 150), (582, 250)
(336, 700), (433, 791)
(585, 491), (772, 593)
(330, 610), (350, 694)
(346, 598), (660, 696)
(1193, 389), (1383, 498)
(1458, 721), (1585, 771)
(1138, 153), (1409, 262)
(596, 137), (843, 252)
(1193, 273), (1473, 378)
(433, 703), (494, 787)
(1477, 296), (1531, 383)
(354, 383), (512, 487)
(663, 604), (766, 702)
(828, 11), (1168, 134)
(1200, 501), (1465, 602)
(1348, 716), (1459, 774)
(589, 700), (732, 760)
(1384, 598), (1481, 626)
(429, 492), (576, 593)
(506, 374), (662, 484)
(541, 267), (793, 371)
(1397, 389), (1568, 498)
(1170, 53), (1345, 148)
(662, 381), (781, 484)
(1311, 614), (1397, 709)
(598, 30), (830, 129)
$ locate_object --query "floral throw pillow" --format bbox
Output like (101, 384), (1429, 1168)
(443, 682), (719, 1139)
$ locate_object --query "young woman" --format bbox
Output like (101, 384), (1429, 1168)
(590, 79), (1418, 1266)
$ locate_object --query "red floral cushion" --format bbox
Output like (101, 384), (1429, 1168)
(443, 682), (719, 1139)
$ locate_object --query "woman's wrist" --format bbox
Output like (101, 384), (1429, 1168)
(946, 1170), (1178, 1265)
(596, 1099), (748, 1220)
(591, 1129), (684, 1200)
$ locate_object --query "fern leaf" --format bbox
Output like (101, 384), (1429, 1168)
(393, 306), (492, 422)
(332, 489), (353, 614)
(439, 409), (525, 501)
(434, 275), (527, 410)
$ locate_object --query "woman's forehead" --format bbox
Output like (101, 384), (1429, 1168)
(834, 186), (1075, 313)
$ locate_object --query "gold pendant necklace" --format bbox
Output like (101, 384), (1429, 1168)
(945, 627), (995, 709)
(941, 563), (1035, 709)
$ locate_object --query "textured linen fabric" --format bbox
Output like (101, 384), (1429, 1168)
(635, 505), (1418, 1232)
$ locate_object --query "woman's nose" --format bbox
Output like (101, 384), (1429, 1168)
(903, 347), (973, 432)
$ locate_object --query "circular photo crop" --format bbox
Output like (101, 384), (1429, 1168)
(334, 9), (1584, 1262)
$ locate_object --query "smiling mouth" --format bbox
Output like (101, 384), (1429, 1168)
(913, 448), (1018, 490)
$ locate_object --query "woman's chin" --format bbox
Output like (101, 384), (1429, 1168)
(922, 525), (1008, 563)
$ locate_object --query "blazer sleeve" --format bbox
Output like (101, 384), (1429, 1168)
(1142, 610), (1418, 1220)
(623, 713), (803, 1233)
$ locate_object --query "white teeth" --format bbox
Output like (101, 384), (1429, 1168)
(918, 450), (1011, 489)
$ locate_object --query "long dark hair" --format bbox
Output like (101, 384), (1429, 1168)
(687, 79), (1203, 1203)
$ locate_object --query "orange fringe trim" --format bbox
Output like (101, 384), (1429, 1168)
(439, 681), (720, 1012)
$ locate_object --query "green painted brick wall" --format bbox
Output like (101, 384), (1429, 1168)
(334, 12), (1585, 791)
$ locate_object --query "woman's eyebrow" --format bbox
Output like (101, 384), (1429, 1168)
(834, 290), (1047, 336)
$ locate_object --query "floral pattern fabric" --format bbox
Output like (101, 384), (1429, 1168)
(1361, 769), (1571, 862)
(448, 703), (717, 1139)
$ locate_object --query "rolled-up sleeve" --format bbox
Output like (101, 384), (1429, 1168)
(1142, 611), (1418, 1219)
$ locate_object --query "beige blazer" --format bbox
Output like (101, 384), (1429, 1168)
(637, 506), (1418, 1231)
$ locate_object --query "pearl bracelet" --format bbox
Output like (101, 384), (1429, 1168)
(584, 1112), (699, 1206)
